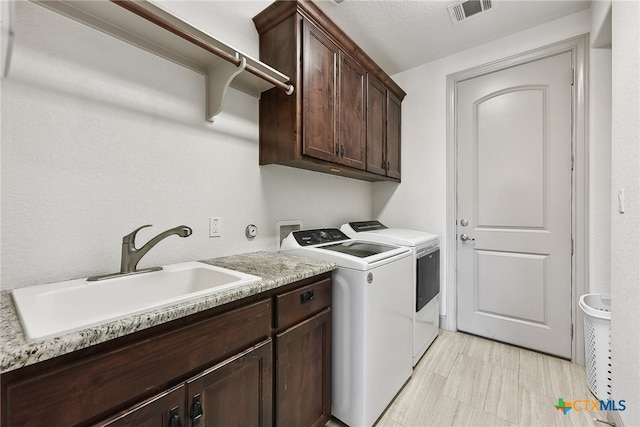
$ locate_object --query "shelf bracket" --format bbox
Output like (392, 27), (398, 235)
(206, 54), (246, 122)
(20, 0), (293, 122)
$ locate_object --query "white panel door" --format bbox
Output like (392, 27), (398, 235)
(456, 52), (573, 358)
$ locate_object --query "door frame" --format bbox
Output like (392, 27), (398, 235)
(445, 35), (589, 364)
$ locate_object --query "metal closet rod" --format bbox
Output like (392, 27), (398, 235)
(112, 0), (294, 96)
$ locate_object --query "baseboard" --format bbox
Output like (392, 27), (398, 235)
(439, 314), (452, 330)
(607, 410), (625, 426)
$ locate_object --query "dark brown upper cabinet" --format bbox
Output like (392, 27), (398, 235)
(254, 0), (405, 182)
(338, 52), (367, 170)
(365, 75), (401, 179)
(301, 20), (339, 164)
(386, 91), (402, 180)
(366, 75), (387, 177)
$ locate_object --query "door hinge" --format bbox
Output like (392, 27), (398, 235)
(571, 324), (574, 340)
(571, 237), (574, 256)
(571, 154), (574, 171)
(571, 69), (575, 85)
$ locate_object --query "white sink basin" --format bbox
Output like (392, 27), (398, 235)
(11, 262), (261, 342)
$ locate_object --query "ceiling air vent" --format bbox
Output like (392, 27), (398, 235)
(448, 0), (492, 25)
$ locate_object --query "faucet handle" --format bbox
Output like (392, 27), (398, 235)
(122, 224), (153, 244)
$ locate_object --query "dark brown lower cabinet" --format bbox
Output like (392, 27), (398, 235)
(186, 340), (272, 427)
(276, 309), (331, 427)
(97, 340), (272, 427)
(96, 385), (186, 427)
(1, 273), (332, 427)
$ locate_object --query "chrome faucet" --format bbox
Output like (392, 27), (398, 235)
(88, 224), (192, 281)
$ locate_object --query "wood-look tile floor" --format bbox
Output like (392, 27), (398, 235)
(326, 330), (608, 427)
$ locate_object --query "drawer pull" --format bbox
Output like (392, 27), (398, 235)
(300, 290), (315, 304)
(190, 394), (203, 426)
(169, 407), (183, 427)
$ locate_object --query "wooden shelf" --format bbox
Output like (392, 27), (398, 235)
(29, 0), (294, 122)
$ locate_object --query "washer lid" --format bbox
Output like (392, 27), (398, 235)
(320, 241), (401, 258)
(289, 241), (410, 270)
(340, 223), (438, 247)
(280, 228), (411, 270)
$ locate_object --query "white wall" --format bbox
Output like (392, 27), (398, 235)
(610, 1), (640, 425)
(589, 0), (612, 295)
(0, 1), (372, 289)
(591, 0), (612, 48)
(374, 10), (592, 318)
(589, 48), (612, 294)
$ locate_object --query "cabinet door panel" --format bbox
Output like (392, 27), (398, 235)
(338, 53), (366, 169)
(186, 340), (272, 427)
(94, 385), (185, 427)
(276, 309), (331, 427)
(366, 75), (386, 176)
(386, 92), (402, 179)
(302, 20), (338, 163)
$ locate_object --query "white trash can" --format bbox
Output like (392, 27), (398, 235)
(579, 293), (612, 401)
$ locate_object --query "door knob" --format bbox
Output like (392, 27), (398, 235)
(460, 233), (475, 242)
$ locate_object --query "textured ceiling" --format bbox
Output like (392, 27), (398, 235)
(312, 0), (591, 75)
(158, 0), (591, 76)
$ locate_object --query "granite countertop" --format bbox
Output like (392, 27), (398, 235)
(0, 251), (336, 374)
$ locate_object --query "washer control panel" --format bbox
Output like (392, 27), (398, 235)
(348, 220), (388, 232)
(293, 228), (350, 246)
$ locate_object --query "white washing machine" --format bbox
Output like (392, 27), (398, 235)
(341, 221), (440, 366)
(280, 228), (413, 427)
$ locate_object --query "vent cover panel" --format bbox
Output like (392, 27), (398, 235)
(462, 0), (482, 16)
(448, 0), (493, 24)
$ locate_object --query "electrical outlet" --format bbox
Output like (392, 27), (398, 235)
(209, 217), (221, 237)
